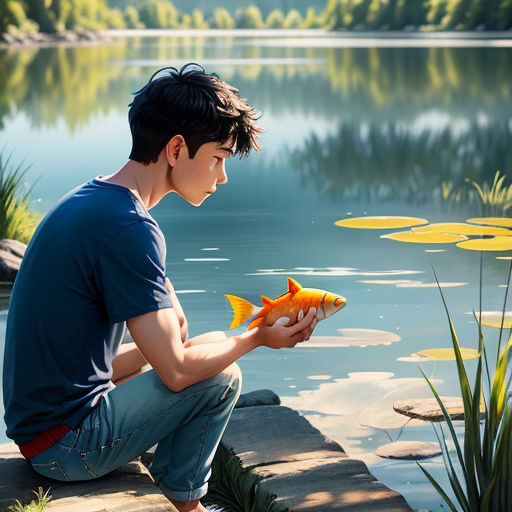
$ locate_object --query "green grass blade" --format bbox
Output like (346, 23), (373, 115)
(431, 423), (470, 511)
(417, 462), (459, 512)
(420, 369), (468, 484)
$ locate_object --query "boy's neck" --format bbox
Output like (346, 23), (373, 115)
(101, 155), (172, 210)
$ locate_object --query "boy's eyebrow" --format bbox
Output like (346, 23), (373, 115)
(217, 146), (234, 156)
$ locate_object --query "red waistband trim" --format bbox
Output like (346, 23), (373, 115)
(18, 424), (70, 459)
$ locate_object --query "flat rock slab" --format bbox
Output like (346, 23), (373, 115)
(0, 442), (177, 512)
(223, 405), (345, 467)
(223, 406), (412, 511)
(235, 389), (280, 408)
(374, 441), (442, 460)
(393, 396), (484, 421)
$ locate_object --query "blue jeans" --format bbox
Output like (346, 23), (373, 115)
(28, 364), (242, 501)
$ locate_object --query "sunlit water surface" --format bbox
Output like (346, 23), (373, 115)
(1, 34), (512, 511)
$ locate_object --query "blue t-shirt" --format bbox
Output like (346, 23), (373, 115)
(2, 178), (172, 444)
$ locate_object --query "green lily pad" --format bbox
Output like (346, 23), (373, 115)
(467, 217), (512, 228)
(381, 231), (466, 244)
(415, 348), (480, 361)
(334, 216), (428, 229)
(413, 222), (512, 236)
(457, 237), (512, 251)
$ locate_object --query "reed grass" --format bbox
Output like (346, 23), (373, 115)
(7, 487), (52, 512)
(418, 267), (512, 511)
(0, 151), (40, 244)
(467, 170), (512, 216)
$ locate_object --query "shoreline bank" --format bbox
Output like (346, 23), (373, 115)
(1, 28), (511, 49)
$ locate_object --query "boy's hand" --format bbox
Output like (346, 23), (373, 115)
(247, 307), (317, 349)
(165, 277), (188, 343)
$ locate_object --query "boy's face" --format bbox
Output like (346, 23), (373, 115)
(169, 139), (233, 207)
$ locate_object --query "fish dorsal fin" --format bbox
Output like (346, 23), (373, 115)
(287, 277), (302, 295)
(261, 295), (273, 307)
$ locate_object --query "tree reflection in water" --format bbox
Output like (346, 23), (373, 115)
(290, 121), (512, 206)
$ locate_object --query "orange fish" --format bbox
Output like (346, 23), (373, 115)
(225, 277), (346, 330)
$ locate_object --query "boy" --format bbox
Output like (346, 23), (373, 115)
(2, 63), (317, 512)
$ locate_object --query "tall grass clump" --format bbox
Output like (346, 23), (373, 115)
(418, 269), (512, 511)
(0, 151), (39, 244)
(8, 487), (52, 512)
(467, 170), (512, 216)
(204, 442), (288, 512)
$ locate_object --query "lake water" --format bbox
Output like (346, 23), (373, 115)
(1, 32), (512, 511)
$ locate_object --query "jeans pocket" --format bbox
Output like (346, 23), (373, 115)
(30, 460), (70, 481)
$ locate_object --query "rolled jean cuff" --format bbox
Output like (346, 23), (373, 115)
(159, 482), (208, 502)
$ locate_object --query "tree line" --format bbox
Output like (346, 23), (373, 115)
(1, 0), (511, 35)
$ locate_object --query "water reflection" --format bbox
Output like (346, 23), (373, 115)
(291, 121), (512, 204)
(1, 42), (511, 129)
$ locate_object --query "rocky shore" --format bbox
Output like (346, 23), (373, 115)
(0, 29), (110, 48)
(0, 389), (413, 511)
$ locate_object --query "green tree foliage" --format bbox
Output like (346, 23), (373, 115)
(366, 0), (394, 29)
(265, 8), (285, 28)
(124, 6), (144, 28)
(236, 5), (264, 28)
(105, 7), (125, 28)
(301, 7), (323, 28)
(283, 9), (303, 28)
(191, 8), (208, 28)
(213, 7), (234, 29)
(0, 1), (39, 34)
(138, 0), (179, 28)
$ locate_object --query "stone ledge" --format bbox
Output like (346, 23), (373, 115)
(0, 442), (177, 512)
(222, 405), (413, 511)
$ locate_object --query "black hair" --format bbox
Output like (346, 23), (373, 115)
(128, 63), (264, 164)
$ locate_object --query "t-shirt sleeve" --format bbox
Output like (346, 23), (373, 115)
(94, 220), (172, 323)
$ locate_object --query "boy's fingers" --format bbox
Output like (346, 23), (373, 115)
(289, 308), (316, 335)
(273, 316), (290, 327)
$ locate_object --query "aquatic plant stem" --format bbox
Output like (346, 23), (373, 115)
(496, 258), (512, 366)
(479, 252), (491, 393)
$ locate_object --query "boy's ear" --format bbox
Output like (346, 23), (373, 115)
(166, 135), (187, 166)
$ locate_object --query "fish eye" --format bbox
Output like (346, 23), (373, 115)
(334, 298), (343, 307)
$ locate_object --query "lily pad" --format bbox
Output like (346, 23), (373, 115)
(300, 328), (401, 348)
(334, 216), (428, 229)
(413, 222), (512, 236)
(414, 348), (480, 361)
(467, 217), (512, 228)
(457, 237), (512, 251)
(381, 231), (466, 244)
(475, 311), (512, 329)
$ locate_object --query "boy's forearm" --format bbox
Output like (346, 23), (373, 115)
(112, 342), (148, 382)
(176, 330), (259, 389)
(183, 330), (227, 348)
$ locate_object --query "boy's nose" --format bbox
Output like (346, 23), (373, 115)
(217, 165), (228, 185)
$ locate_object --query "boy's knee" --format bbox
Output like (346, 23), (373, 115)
(218, 362), (242, 401)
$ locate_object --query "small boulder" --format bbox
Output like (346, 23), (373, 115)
(235, 389), (280, 408)
(375, 441), (441, 460)
(0, 249), (22, 283)
(0, 239), (27, 259)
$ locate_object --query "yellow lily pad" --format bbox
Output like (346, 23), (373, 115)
(415, 348), (481, 361)
(457, 237), (512, 251)
(467, 217), (512, 228)
(334, 216), (428, 229)
(381, 231), (466, 244)
(413, 223), (512, 236)
(475, 311), (512, 329)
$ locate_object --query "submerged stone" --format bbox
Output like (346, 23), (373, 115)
(375, 441), (441, 460)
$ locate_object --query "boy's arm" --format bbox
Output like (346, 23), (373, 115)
(126, 307), (316, 392)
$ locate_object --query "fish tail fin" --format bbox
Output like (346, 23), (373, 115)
(225, 294), (257, 330)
